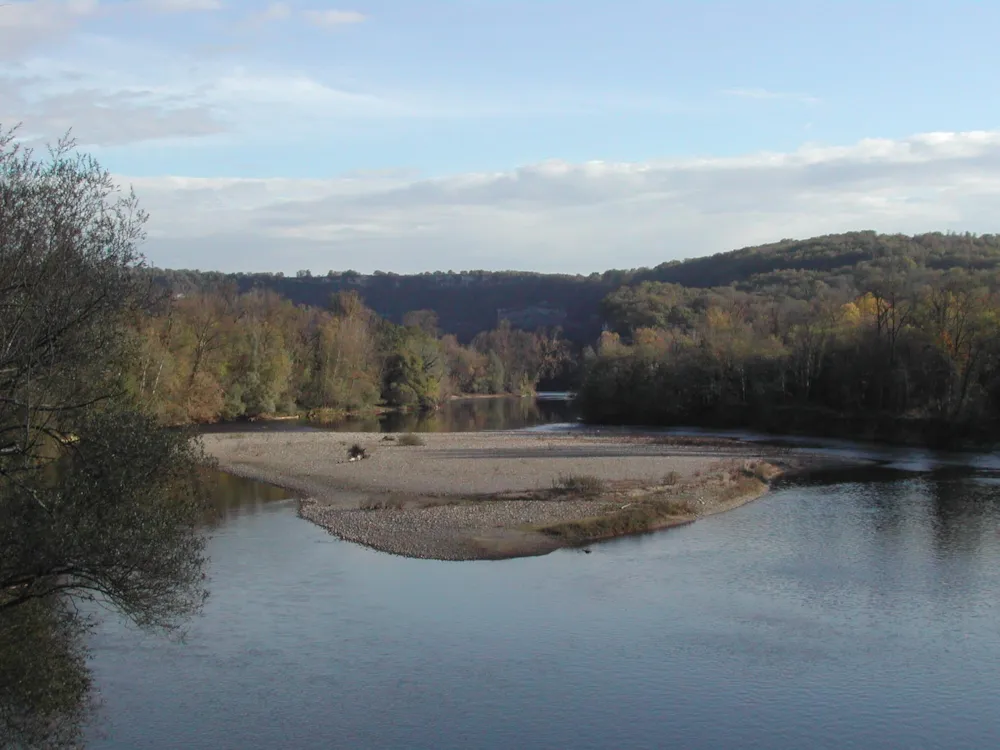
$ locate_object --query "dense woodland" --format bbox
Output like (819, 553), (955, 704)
(128, 286), (570, 425)
(139, 230), (1000, 444)
(578, 235), (1000, 446)
(150, 231), (1000, 346)
(150, 267), (616, 345)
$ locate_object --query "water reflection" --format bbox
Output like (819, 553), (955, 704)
(198, 470), (293, 527)
(198, 394), (578, 435)
(85, 464), (1000, 750)
(375, 395), (576, 433)
(0, 599), (93, 749)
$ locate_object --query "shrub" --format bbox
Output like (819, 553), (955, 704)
(359, 497), (405, 511)
(553, 474), (607, 497)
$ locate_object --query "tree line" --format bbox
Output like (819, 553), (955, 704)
(578, 264), (1000, 445)
(149, 231), (1000, 349)
(128, 286), (571, 425)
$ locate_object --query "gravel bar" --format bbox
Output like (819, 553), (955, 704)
(199, 429), (846, 560)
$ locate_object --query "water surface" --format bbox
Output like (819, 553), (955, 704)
(86, 460), (1000, 749)
(198, 394), (578, 435)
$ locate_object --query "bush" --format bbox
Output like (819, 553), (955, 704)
(553, 474), (607, 497)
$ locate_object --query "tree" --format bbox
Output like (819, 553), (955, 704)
(0, 127), (211, 744)
(402, 309), (440, 337)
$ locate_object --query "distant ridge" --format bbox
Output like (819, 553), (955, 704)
(148, 231), (1000, 343)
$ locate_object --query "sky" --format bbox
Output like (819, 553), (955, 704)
(2, 0), (1000, 274)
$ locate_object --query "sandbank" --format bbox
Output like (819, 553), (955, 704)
(199, 430), (848, 560)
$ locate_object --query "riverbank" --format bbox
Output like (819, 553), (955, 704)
(582, 406), (1000, 451)
(199, 430), (853, 560)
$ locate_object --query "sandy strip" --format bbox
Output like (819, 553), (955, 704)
(199, 430), (846, 560)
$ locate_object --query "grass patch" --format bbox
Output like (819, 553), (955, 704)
(396, 433), (426, 447)
(358, 493), (466, 511)
(727, 460), (782, 483)
(552, 474), (607, 497)
(359, 497), (405, 511)
(537, 499), (695, 545)
(718, 476), (767, 502)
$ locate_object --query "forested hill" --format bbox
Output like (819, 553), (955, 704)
(150, 231), (1000, 343)
(632, 231), (1000, 292)
(580, 230), (1000, 447)
(151, 269), (621, 345)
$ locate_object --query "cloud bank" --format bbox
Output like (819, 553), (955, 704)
(119, 129), (1000, 274)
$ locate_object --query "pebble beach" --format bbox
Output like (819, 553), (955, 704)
(200, 430), (836, 560)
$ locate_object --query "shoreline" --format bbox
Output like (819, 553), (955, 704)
(200, 430), (863, 560)
(177, 393), (531, 428)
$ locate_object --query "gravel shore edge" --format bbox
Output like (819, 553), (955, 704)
(200, 430), (851, 560)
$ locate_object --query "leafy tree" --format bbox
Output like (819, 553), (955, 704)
(0, 127), (210, 745)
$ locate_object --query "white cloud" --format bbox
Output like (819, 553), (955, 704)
(244, 1), (291, 24)
(117, 129), (1000, 274)
(0, 0), (99, 28)
(137, 0), (223, 11)
(0, 40), (407, 146)
(723, 88), (821, 105)
(0, 0), (101, 58)
(0, 63), (227, 145)
(302, 9), (365, 27)
(0, 0), (221, 61)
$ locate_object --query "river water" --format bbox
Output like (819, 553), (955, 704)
(198, 393), (578, 435)
(85, 403), (1000, 749)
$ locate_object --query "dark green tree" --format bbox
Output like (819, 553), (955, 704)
(0, 127), (211, 747)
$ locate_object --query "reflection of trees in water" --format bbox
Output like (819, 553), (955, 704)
(1, 470), (277, 748)
(198, 470), (293, 527)
(328, 396), (577, 434)
(0, 599), (93, 748)
(846, 470), (1000, 601)
(925, 474), (1000, 561)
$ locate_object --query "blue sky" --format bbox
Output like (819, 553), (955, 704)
(2, 0), (999, 273)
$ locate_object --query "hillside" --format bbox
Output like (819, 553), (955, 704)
(578, 230), (1000, 447)
(150, 231), (1000, 344)
(634, 231), (1000, 292)
(152, 269), (619, 345)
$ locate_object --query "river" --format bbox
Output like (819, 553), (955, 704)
(84, 401), (1000, 749)
(197, 393), (578, 434)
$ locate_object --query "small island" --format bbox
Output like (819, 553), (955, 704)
(201, 430), (850, 560)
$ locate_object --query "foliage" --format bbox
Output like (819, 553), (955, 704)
(0, 410), (209, 628)
(147, 231), (1000, 352)
(127, 287), (572, 424)
(148, 266), (615, 345)
(579, 263), (1000, 446)
(552, 474), (607, 497)
(0, 126), (212, 746)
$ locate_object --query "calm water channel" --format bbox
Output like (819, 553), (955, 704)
(85, 401), (1000, 749)
(198, 393), (578, 435)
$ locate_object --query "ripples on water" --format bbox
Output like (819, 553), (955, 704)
(84, 421), (1000, 749)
